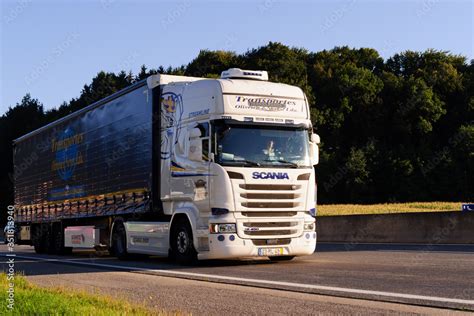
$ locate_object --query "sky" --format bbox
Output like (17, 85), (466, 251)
(1, 0), (473, 115)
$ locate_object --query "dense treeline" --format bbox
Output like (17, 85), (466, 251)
(1, 43), (473, 218)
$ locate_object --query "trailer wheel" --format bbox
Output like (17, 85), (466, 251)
(171, 218), (197, 265)
(111, 221), (130, 260)
(269, 256), (295, 262)
(51, 224), (72, 255)
(33, 225), (49, 254)
(33, 237), (46, 254)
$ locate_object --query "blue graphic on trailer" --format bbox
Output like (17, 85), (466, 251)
(51, 127), (84, 181)
(161, 92), (184, 159)
(49, 185), (85, 200)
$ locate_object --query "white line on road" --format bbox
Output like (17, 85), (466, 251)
(4, 254), (474, 307)
(318, 242), (474, 247)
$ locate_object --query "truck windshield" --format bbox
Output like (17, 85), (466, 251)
(215, 123), (311, 168)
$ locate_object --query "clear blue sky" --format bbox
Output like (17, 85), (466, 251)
(1, 0), (473, 115)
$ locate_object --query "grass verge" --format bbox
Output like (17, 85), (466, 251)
(317, 201), (470, 216)
(0, 273), (166, 315)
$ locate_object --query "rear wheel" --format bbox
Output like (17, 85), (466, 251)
(33, 239), (45, 254)
(111, 221), (130, 260)
(50, 224), (72, 255)
(171, 218), (197, 265)
(33, 225), (49, 254)
(269, 256), (295, 262)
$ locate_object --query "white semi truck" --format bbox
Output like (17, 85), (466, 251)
(13, 68), (320, 263)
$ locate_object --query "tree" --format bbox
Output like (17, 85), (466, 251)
(243, 42), (311, 91)
(185, 50), (239, 78)
(0, 95), (45, 226)
(1, 43), (472, 210)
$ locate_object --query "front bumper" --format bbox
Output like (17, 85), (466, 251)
(198, 231), (317, 260)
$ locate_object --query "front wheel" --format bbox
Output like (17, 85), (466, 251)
(111, 221), (130, 260)
(269, 256), (295, 262)
(171, 218), (197, 265)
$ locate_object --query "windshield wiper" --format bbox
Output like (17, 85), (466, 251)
(264, 159), (299, 168)
(240, 159), (261, 167)
(224, 159), (261, 167)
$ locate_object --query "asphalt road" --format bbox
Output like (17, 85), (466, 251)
(1, 243), (473, 314)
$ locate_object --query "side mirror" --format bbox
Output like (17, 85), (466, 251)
(309, 133), (320, 166)
(189, 128), (201, 139)
(311, 133), (320, 144)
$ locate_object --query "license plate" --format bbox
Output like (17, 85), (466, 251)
(258, 247), (284, 256)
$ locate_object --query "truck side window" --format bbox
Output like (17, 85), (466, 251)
(202, 139), (209, 161)
(196, 122), (210, 161)
(196, 123), (209, 137)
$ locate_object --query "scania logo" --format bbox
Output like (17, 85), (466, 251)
(252, 171), (290, 180)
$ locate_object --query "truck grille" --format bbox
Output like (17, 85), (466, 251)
(239, 219), (301, 238)
(232, 177), (307, 239)
(239, 184), (299, 191)
(243, 222), (297, 228)
(238, 184), (303, 211)
(241, 211), (297, 217)
(244, 230), (295, 236)
(241, 202), (297, 208)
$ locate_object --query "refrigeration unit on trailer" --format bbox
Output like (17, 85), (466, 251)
(13, 68), (320, 263)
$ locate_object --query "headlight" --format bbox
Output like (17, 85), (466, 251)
(210, 223), (236, 234)
(304, 222), (315, 231)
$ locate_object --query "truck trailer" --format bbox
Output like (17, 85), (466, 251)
(13, 68), (320, 263)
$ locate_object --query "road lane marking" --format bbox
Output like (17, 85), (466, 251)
(4, 254), (474, 308)
(318, 242), (474, 247)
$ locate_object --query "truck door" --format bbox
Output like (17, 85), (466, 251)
(170, 121), (211, 214)
(191, 122), (211, 215)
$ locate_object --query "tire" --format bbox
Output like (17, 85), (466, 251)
(48, 226), (59, 255)
(269, 256), (295, 262)
(33, 240), (45, 254)
(33, 225), (48, 254)
(111, 221), (130, 260)
(171, 218), (197, 265)
(50, 225), (72, 255)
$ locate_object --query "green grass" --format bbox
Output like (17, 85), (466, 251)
(317, 201), (470, 216)
(0, 273), (169, 315)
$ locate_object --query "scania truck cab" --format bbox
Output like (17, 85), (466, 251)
(148, 68), (319, 261)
